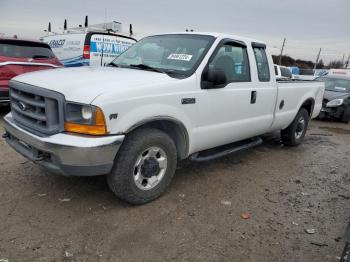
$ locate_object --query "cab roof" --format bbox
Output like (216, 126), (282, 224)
(151, 32), (266, 46)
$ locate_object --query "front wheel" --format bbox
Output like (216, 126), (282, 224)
(107, 128), (177, 205)
(281, 108), (310, 146)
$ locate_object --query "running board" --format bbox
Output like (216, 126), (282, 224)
(189, 137), (263, 162)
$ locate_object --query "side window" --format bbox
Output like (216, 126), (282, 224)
(209, 43), (250, 82)
(253, 47), (270, 82)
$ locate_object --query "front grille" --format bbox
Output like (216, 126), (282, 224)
(9, 81), (65, 135)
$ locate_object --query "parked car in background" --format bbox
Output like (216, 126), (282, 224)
(288, 66), (299, 76)
(293, 68), (316, 81)
(314, 69), (328, 77)
(0, 38), (62, 105)
(328, 68), (350, 77)
(42, 23), (136, 67)
(317, 74), (350, 123)
(340, 221), (350, 262)
(274, 64), (292, 80)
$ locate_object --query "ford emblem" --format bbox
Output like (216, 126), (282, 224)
(18, 102), (27, 111)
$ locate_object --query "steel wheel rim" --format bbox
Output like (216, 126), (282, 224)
(133, 146), (168, 191)
(295, 116), (305, 139)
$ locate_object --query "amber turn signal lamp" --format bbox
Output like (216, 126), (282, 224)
(64, 107), (107, 136)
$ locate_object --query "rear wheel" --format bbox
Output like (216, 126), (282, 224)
(107, 128), (177, 205)
(281, 108), (310, 146)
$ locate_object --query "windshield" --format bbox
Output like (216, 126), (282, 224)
(318, 77), (350, 93)
(111, 34), (215, 76)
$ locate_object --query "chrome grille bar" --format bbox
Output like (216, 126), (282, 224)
(9, 81), (65, 135)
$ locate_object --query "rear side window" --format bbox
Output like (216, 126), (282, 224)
(209, 43), (250, 82)
(0, 41), (55, 59)
(274, 65), (278, 75)
(253, 47), (270, 82)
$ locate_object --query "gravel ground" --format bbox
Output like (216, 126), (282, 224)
(0, 106), (349, 262)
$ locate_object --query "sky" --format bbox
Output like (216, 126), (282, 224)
(0, 0), (349, 64)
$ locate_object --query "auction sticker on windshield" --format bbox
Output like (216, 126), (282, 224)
(167, 54), (193, 61)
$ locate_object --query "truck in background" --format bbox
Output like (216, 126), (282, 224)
(274, 64), (292, 80)
(41, 19), (137, 67)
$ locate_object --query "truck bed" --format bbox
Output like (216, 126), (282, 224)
(271, 80), (324, 131)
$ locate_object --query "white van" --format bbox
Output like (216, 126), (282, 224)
(42, 32), (136, 67)
(328, 68), (350, 77)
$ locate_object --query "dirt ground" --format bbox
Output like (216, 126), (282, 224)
(0, 106), (349, 262)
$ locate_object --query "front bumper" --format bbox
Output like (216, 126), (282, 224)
(319, 105), (346, 120)
(3, 113), (124, 176)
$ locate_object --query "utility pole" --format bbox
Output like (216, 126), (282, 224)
(314, 48), (322, 70)
(278, 38), (286, 65)
(345, 55), (350, 69)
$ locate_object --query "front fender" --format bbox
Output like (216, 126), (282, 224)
(107, 103), (192, 137)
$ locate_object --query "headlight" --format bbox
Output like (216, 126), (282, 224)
(81, 105), (93, 120)
(326, 98), (344, 107)
(64, 102), (107, 135)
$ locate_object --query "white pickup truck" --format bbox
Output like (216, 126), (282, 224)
(3, 32), (325, 204)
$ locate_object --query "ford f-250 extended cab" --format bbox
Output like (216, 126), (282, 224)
(3, 33), (325, 204)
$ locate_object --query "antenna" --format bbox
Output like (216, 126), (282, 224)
(129, 24), (133, 36)
(64, 19), (67, 30)
(48, 22), (51, 33)
(85, 16), (88, 28)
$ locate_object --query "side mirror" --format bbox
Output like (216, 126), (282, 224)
(202, 68), (227, 89)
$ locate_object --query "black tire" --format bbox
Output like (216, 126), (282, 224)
(281, 108), (310, 146)
(341, 115), (350, 124)
(341, 118), (350, 124)
(107, 128), (177, 205)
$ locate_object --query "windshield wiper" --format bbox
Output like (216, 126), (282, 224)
(128, 64), (165, 74)
(107, 62), (120, 68)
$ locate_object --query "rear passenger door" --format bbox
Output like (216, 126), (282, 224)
(251, 43), (277, 130)
(193, 39), (275, 152)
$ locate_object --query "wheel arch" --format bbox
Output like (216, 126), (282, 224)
(299, 98), (315, 117)
(125, 116), (189, 160)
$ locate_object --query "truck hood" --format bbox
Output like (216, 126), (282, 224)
(12, 66), (178, 104)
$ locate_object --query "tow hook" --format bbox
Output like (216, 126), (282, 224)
(2, 132), (9, 139)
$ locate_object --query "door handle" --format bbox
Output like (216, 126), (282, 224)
(251, 91), (257, 104)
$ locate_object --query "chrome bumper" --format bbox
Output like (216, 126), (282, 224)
(3, 113), (124, 176)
